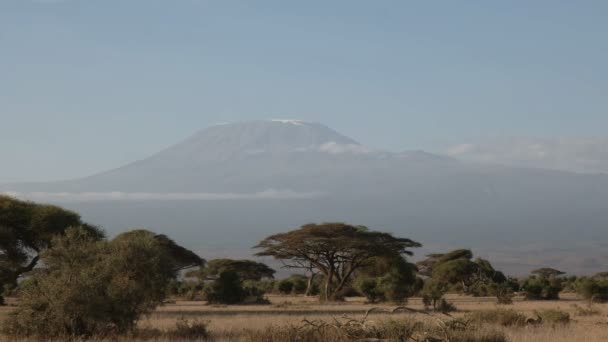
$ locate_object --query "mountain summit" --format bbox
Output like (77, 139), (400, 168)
(151, 120), (364, 163)
(3, 120), (608, 274)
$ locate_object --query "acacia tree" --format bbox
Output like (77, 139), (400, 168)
(114, 230), (204, 273)
(192, 259), (275, 281)
(417, 249), (510, 305)
(254, 223), (421, 301)
(0, 196), (103, 304)
(521, 267), (565, 300)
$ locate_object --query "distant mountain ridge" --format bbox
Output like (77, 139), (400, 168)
(2, 120), (608, 275)
(2, 120), (454, 193)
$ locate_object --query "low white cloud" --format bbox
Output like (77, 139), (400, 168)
(445, 137), (608, 174)
(445, 143), (475, 156)
(319, 141), (374, 155)
(2, 189), (327, 202)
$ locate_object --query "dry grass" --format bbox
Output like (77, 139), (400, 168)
(2, 294), (608, 341)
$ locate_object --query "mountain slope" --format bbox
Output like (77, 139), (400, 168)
(3, 120), (608, 274)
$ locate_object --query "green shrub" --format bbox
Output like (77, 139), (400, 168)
(204, 271), (248, 304)
(521, 276), (562, 300)
(277, 279), (294, 294)
(577, 278), (608, 303)
(421, 279), (448, 309)
(2, 228), (189, 338)
(287, 275), (308, 294)
(356, 277), (382, 303)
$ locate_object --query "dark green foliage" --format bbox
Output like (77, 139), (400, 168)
(531, 268), (565, 278)
(432, 258), (479, 289)
(577, 278), (608, 303)
(418, 249), (510, 305)
(243, 279), (275, 294)
(377, 259), (422, 304)
(144, 232), (204, 272)
(288, 274), (308, 294)
(274, 275), (308, 295)
(0, 196), (104, 304)
(196, 259), (274, 304)
(2, 227), (198, 338)
(194, 258), (275, 281)
(493, 283), (515, 304)
(421, 279), (448, 309)
(204, 271), (248, 304)
(355, 254), (421, 304)
(521, 268), (564, 300)
(521, 276), (562, 300)
(277, 278), (295, 294)
(356, 277), (382, 303)
(167, 280), (203, 300)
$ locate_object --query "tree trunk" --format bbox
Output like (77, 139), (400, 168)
(305, 273), (316, 297)
(324, 269), (333, 302)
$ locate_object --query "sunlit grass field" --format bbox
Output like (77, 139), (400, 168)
(3, 293), (605, 341)
(0, 294), (608, 342)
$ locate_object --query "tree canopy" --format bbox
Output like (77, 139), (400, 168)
(113, 230), (204, 274)
(193, 258), (275, 281)
(0, 196), (104, 303)
(3, 226), (201, 337)
(531, 268), (565, 278)
(418, 249), (510, 304)
(254, 222), (421, 301)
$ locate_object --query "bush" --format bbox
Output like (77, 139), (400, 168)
(277, 279), (294, 294)
(421, 279), (447, 309)
(2, 228), (184, 338)
(204, 271), (248, 304)
(521, 276), (562, 300)
(287, 275), (308, 294)
(577, 278), (608, 303)
(466, 309), (527, 327)
(356, 277), (382, 303)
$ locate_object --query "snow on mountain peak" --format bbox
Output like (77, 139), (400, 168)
(269, 119), (307, 125)
(318, 141), (375, 155)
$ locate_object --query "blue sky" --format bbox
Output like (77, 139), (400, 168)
(1, 0), (607, 182)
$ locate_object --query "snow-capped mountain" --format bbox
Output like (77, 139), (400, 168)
(4, 120), (451, 193)
(3, 120), (608, 274)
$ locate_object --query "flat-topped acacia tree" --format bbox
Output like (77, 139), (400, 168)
(254, 222), (421, 301)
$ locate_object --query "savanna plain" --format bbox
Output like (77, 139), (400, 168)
(2, 294), (607, 341)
